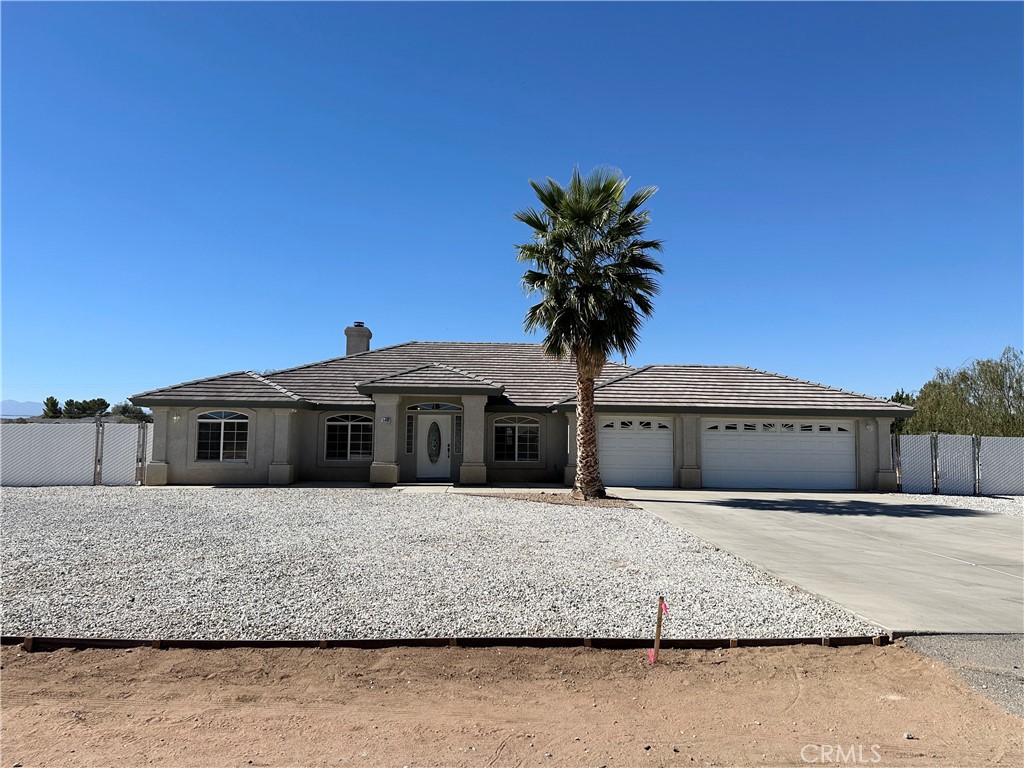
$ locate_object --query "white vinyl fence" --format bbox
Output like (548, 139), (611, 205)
(0, 422), (150, 487)
(897, 433), (1024, 496)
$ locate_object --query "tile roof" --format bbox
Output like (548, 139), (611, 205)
(131, 371), (305, 404)
(555, 365), (914, 415)
(131, 344), (913, 417)
(355, 363), (504, 394)
(133, 342), (631, 408)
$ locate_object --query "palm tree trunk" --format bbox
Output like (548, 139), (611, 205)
(572, 367), (606, 500)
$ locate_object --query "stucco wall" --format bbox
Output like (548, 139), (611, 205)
(293, 409), (375, 483)
(484, 411), (567, 483)
(148, 404), (895, 490)
(161, 406), (276, 485)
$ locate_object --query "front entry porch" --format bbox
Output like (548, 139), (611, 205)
(366, 393), (490, 485)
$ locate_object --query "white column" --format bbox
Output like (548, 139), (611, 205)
(875, 417), (897, 491)
(563, 412), (578, 486)
(268, 408), (296, 485)
(459, 395), (488, 484)
(369, 394), (400, 484)
(679, 415), (701, 488)
(145, 407), (169, 485)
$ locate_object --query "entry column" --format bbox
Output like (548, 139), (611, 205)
(459, 395), (487, 484)
(369, 394), (400, 484)
(268, 408), (296, 485)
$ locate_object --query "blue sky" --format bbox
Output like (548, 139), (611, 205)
(3, 2), (1021, 406)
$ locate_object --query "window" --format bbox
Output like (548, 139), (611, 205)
(408, 402), (460, 411)
(639, 421), (652, 430)
(743, 423), (757, 431)
(453, 414), (463, 454)
(657, 421), (671, 430)
(762, 423), (777, 432)
(781, 423), (794, 432)
(601, 420), (616, 429)
(405, 415), (414, 454)
(705, 423), (719, 431)
(818, 424), (832, 432)
(800, 423), (814, 432)
(620, 420), (634, 429)
(724, 423), (738, 431)
(494, 416), (540, 462)
(325, 414), (373, 460)
(196, 411), (248, 461)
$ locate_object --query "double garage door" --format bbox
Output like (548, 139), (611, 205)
(598, 415), (856, 490)
(701, 418), (856, 490)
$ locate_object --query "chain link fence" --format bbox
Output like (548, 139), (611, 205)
(896, 433), (1024, 496)
(0, 421), (150, 487)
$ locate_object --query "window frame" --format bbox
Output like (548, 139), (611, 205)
(492, 415), (541, 463)
(191, 409), (251, 465)
(324, 413), (374, 462)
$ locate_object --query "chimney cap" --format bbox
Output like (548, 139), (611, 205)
(353, 321), (365, 327)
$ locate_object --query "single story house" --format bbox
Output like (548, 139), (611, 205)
(131, 323), (914, 490)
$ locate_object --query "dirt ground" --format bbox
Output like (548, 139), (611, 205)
(1, 642), (1020, 767)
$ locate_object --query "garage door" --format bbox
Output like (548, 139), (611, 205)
(702, 419), (856, 490)
(598, 416), (674, 486)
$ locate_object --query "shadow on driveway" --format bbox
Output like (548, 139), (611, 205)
(696, 497), (986, 518)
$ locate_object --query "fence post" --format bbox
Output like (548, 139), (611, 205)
(93, 418), (105, 486)
(973, 435), (982, 496)
(135, 422), (148, 485)
(930, 432), (939, 494)
(893, 433), (902, 492)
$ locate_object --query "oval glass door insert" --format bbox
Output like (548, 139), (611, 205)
(427, 421), (441, 464)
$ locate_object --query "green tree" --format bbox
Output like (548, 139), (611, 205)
(41, 396), (62, 419)
(898, 347), (1023, 436)
(62, 398), (110, 419)
(515, 167), (664, 499)
(889, 388), (916, 434)
(111, 401), (151, 423)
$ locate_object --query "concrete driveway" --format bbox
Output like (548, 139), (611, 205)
(614, 488), (1024, 634)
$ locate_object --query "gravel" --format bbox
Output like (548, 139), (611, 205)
(903, 634), (1024, 718)
(883, 493), (1023, 517)
(2, 486), (880, 641)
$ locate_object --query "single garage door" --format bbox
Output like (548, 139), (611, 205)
(702, 418), (856, 490)
(598, 416), (674, 486)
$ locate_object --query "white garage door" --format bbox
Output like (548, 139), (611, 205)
(702, 419), (856, 490)
(598, 416), (674, 487)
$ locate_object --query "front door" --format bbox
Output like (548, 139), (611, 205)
(416, 414), (452, 479)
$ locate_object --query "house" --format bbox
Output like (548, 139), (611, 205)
(131, 323), (914, 490)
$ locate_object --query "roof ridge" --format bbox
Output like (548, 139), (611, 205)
(646, 364), (749, 370)
(244, 371), (305, 402)
(550, 364), (648, 406)
(430, 362), (504, 388)
(406, 341), (542, 347)
(355, 362), (436, 387)
(263, 341), (417, 376)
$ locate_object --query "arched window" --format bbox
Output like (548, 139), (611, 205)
(493, 416), (540, 462)
(325, 414), (373, 461)
(196, 411), (249, 461)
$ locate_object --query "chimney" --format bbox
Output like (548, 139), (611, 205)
(344, 321), (372, 356)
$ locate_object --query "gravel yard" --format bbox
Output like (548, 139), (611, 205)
(2, 487), (879, 641)
(886, 493), (1023, 517)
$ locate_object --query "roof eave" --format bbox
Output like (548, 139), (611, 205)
(549, 403), (916, 417)
(131, 397), (313, 409)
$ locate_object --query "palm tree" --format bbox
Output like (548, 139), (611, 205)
(515, 167), (664, 499)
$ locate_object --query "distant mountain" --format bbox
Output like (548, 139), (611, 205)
(1, 399), (44, 417)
